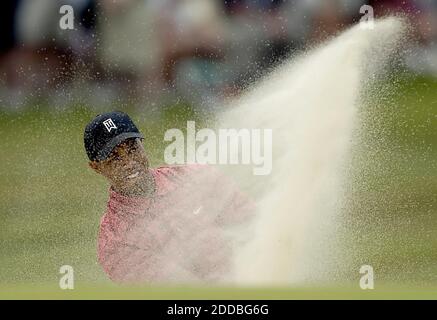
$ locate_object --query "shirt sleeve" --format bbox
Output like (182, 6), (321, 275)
(216, 172), (256, 226)
(187, 165), (256, 226)
(167, 164), (256, 226)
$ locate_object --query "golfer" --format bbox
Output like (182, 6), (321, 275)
(84, 111), (254, 284)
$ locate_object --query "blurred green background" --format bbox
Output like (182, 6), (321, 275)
(0, 72), (436, 298)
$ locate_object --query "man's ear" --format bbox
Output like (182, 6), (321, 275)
(89, 161), (101, 173)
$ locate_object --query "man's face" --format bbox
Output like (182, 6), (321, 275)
(89, 138), (153, 196)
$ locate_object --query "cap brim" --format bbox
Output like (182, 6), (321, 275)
(96, 132), (144, 161)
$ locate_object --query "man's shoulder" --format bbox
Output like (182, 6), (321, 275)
(151, 164), (223, 194)
(152, 164), (216, 181)
(153, 164), (209, 175)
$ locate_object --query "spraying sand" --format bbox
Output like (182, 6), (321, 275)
(219, 17), (408, 285)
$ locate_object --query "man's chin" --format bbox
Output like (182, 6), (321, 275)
(120, 176), (153, 196)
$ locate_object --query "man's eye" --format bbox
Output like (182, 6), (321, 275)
(110, 153), (122, 161)
(129, 141), (138, 150)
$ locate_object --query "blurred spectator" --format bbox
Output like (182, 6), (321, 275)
(403, 0), (437, 75)
(367, 0), (419, 16)
(0, 0), (21, 88)
(0, 0), (436, 111)
(0, 0), (97, 109)
(98, 0), (225, 107)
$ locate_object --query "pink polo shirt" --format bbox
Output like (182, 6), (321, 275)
(97, 164), (254, 284)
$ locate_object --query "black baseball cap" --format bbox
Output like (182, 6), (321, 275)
(84, 111), (143, 161)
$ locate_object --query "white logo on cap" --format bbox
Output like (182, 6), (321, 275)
(103, 118), (117, 133)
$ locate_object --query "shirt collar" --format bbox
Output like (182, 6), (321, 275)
(108, 169), (159, 215)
